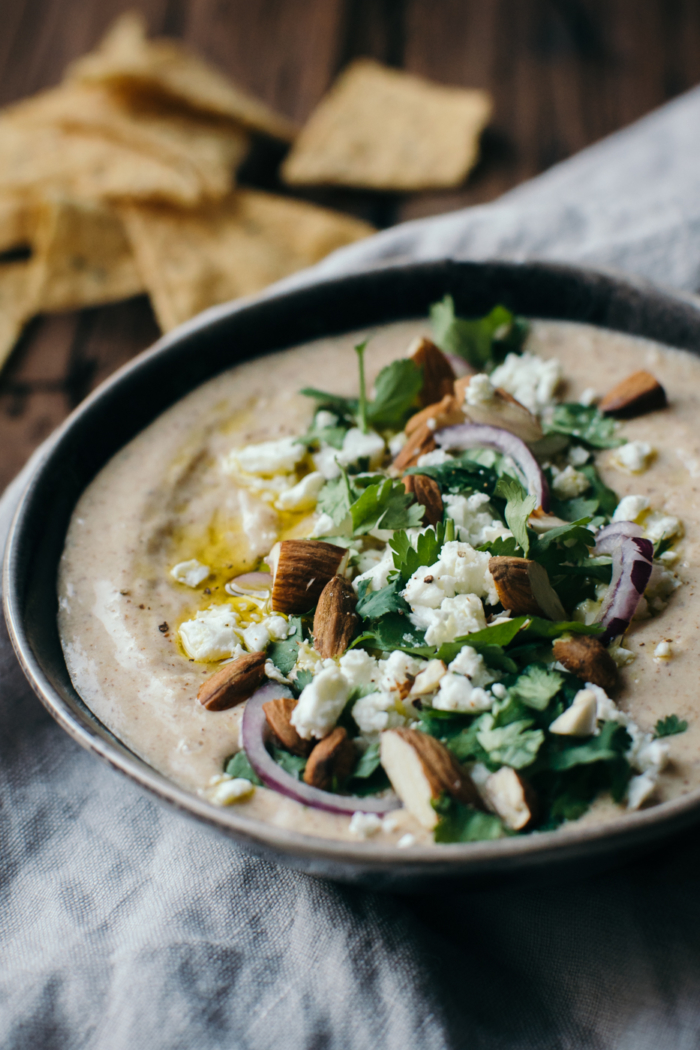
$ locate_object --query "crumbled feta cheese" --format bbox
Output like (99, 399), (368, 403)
(627, 773), (657, 810)
(264, 615), (289, 641)
(645, 565), (681, 612)
(352, 691), (405, 734)
(242, 622), (271, 652)
(170, 559), (210, 588)
(432, 672), (493, 712)
(352, 545), (395, 594)
(416, 448), (453, 468)
(448, 645), (496, 688)
(654, 641), (672, 659)
(211, 778), (255, 805)
(608, 644), (636, 667)
(643, 512), (683, 543)
(310, 512), (337, 537)
(276, 471), (325, 511)
(378, 651), (426, 693)
(354, 547), (384, 575)
(409, 659), (447, 697)
(349, 811), (382, 838)
(239, 490), (279, 557)
(631, 735), (670, 776)
(491, 683), (507, 699)
(490, 351), (563, 414)
(578, 387), (597, 407)
(567, 444), (590, 466)
(403, 541), (496, 606)
(612, 494), (649, 523)
(397, 833), (416, 848)
(443, 492), (511, 547)
(388, 431), (408, 456)
(676, 447), (700, 478)
(610, 440), (655, 474)
(659, 549), (680, 566)
(315, 410), (338, 429)
(464, 372), (495, 406)
(382, 814), (401, 834)
(265, 659), (291, 684)
(411, 593), (487, 647)
(291, 665), (352, 739)
(551, 464), (590, 499)
(336, 427), (385, 469)
(294, 639), (328, 675)
(179, 604), (243, 661)
(549, 688), (598, 736)
(339, 649), (379, 689)
(572, 597), (603, 625)
(313, 445), (341, 480)
(222, 436), (305, 476)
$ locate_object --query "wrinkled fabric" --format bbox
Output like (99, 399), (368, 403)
(4, 86), (700, 1050)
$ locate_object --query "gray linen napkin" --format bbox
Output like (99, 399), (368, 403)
(4, 87), (700, 1050)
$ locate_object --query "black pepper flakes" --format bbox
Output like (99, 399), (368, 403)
(158, 622), (169, 633)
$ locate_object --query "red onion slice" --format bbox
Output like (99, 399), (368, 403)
(443, 352), (473, 378)
(597, 534), (653, 643)
(594, 521), (644, 555)
(435, 423), (550, 512)
(241, 681), (401, 815)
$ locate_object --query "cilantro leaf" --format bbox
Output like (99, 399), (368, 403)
(224, 750), (262, 785)
(494, 476), (536, 555)
(510, 663), (564, 711)
(351, 612), (426, 652)
(389, 519), (454, 584)
(296, 423), (347, 451)
(578, 464), (619, 520)
(476, 718), (545, 769)
(546, 721), (631, 771)
(477, 534), (524, 558)
(518, 617), (604, 642)
(317, 471), (354, 526)
(299, 387), (358, 420)
(544, 403), (625, 449)
(433, 798), (506, 843)
(430, 295), (528, 372)
(271, 746), (307, 781)
(291, 668), (314, 698)
(267, 615), (303, 676)
(350, 478), (424, 535)
(367, 359), (423, 429)
(654, 714), (688, 738)
(356, 579), (410, 620)
(405, 453), (500, 496)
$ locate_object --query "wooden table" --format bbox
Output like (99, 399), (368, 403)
(2, 0), (700, 491)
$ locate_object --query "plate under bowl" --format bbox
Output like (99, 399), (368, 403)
(5, 259), (700, 890)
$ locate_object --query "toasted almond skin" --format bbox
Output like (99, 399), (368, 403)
(197, 651), (266, 711)
(489, 556), (566, 620)
(392, 422), (437, 472)
(599, 370), (667, 417)
(271, 539), (346, 614)
(391, 727), (483, 808)
(262, 696), (313, 756)
(303, 726), (356, 789)
(405, 393), (464, 436)
(552, 635), (618, 692)
(410, 337), (458, 407)
(313, 575), (359, 658)
(403, 472), (444, 527)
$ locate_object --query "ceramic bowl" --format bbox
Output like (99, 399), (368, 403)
(6, 259), (700, 890)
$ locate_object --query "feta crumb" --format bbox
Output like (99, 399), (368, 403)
(336, 427), (385, 469)
(294, 639), (328, 675)
(490, 351), (563, 414)
(612, 494), (649, 523)
(313, 445), (341, 480)
(275, 471), (325, 511)
(432, 672), (493, 713)
(388, 431), (407, 456)
(222, 436), (305, 476)
(464, 373), (495, 406)
(382, 814), (400, 833)
(645, 565), (681, 612)
(291, 665), (351, 739)
(572, 597), (603, 625)
(242, 622), (271, 652)
(549, 688), (598, 736)
(491, 683), (507, 699)
(417, 448), (453, 468)
(444, 492), (511, 547)
(310, 511), (339, 537)
(349, 812), (382, 838)
(411, 593), (487, 647)
(410, 659), (447, 697)
(397, 833), (416, 848)
(627, 773), (657, 810)
(264, 616), (289, 641)
(643, 512), (683, 543)
(448, 645), (497, 687)
(378, 651), (426, 693)
(210, 778), (255, 805)
(315, 410), (338, 429)
(551, 464), (590, 499)
(578, 387), (597, 407)
(610, 440), (655, 475)
(654, 641), (672, 659)
(265, 659), (291, 684)
(352, 691), (405, 734)
(339, 649), (378, 689)
(609, 644), (636, 667)
(659, 549), (680, 566)
(239, 490), (279, 557)
(179, 604), (243, 662)
(567, 444), (590, 466)
(170, 559), (210, 588)
(352, 546), (395, 595)
(403, 540), (496, 607)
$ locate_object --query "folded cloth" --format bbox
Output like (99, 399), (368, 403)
(4, 87), (700, 1050)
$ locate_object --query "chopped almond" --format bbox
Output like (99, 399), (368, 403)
(552, 635), (617, 692)
(403, 473), (444, 527)
(262, 696), (313, 756)
(409, 336), (457, 407)
(489, 556), (567, 620)
(268, 539), (348, 614)
(391, 422), (437, 472)
(404, 393), (464, 436)
(481, 768), (537, 830)
(313, 575), (359, 658)
(599, 370), (667, 417)
(198, 651), (266, 711)
(303, 726), (356, 790)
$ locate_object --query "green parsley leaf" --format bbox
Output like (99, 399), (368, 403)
(351, 612), (426, 652)
(430, 295), (529, 372)
(510, 663), (564, 711)
(350, 478), (425, 535)
(654, 714), (688, 738)
(271, 746), (308, 781)
(291, 669), (314, 698)
(494, 476), (536, 555)
(578, 464), (619, 520)
(389, 519), (454, 584)
(477, 534), (523, 558)
(296, 423), (347, 451)
(476, 718), (545, 769)
(351, 742), (381, 779)
(544, 403), (625, 449)
(367, 359), (423, 430)
(518, 617), (604, 642)
(433, 798), (506, 843)
(406, 453), (500, 496)
(224, 750), (262, 785)
(546, 721), (631, 771)
(356, 578), (410, 619)
(317, 471), (354, 526)
(299, 387), (358, 420)
(267, 615), (303, 676)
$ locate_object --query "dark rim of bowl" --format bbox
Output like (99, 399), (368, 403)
(5, 257), (700, 877)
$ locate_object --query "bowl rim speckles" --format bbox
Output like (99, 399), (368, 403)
(5, 259), (700, 890)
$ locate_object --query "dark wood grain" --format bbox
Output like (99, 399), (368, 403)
(2, 0), (700, 491)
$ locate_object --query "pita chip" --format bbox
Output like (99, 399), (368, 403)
(0, 194), (37, 254)
(0, 260), (38, 373)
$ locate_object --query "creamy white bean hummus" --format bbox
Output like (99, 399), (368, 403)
(58, 319), (700, 846)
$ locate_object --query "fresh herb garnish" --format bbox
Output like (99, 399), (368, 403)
(267, 615), (303, 676)
(430, 295), (529, 372)
(351, 613), (426, 653)
(476, 717), (545, 769)
(224, 750), (262, 785)
(494, 475), (536, 555)
(654, 714), (688, 738)
(544, 403), (625, 449)
(350, 477), (425, 535)
(509, 663), (564, 711)
(355, 578), (410, 619)
(433, 797), (506, 843)
(389, 519), (455, 584)
(406, 453), (500, 496)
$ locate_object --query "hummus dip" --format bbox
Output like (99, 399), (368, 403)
(58, 318), (700, 846)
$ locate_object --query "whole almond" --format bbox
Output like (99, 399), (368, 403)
(197, 651), (266, 711)
(269, 539), (348, 614)
(303, 726), (356, 790)
(263, 696), (313, 756)
(403, 473), (444, 527)
(599, 370), (666, 417)
(313, 575), (358, 658)
(489, 556), (566, 620)
(552, 635), (617, 692)
(409, 337), (457, 407)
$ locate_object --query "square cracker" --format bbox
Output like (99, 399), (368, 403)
(120, 189), (374, 331)
(67, 11), (297, 143)
(282, 58), (493, 191)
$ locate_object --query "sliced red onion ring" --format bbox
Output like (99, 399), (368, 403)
(443, 352), (473, 378)
(241, 681), (401, 815)
(226, 571), (273, 597)
(594, 521), (644, 554)
(434, 423), (550, 512)
(596, 534), (653, 643)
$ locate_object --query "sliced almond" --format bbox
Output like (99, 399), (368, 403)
(402, 473), (444, 527)
(303, 726), (356, 789)
(197, 651), (266, 711)
(489, 556), (567, 620)
(391, 422), (437, 473)
(552, 635), (617, 692)
(457, 375), (543, 443)
(262, 696), (313, 756)
(599, 370), (667, 417)
(313, 575), (359, 658)
(269, 539), (349, 614)
(380, 727), (482, 829)
(409, 336), (457, 407)
(405, 393), (464, 436)
(409, 659), (447, 697)
(481, 767), (537, 831)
